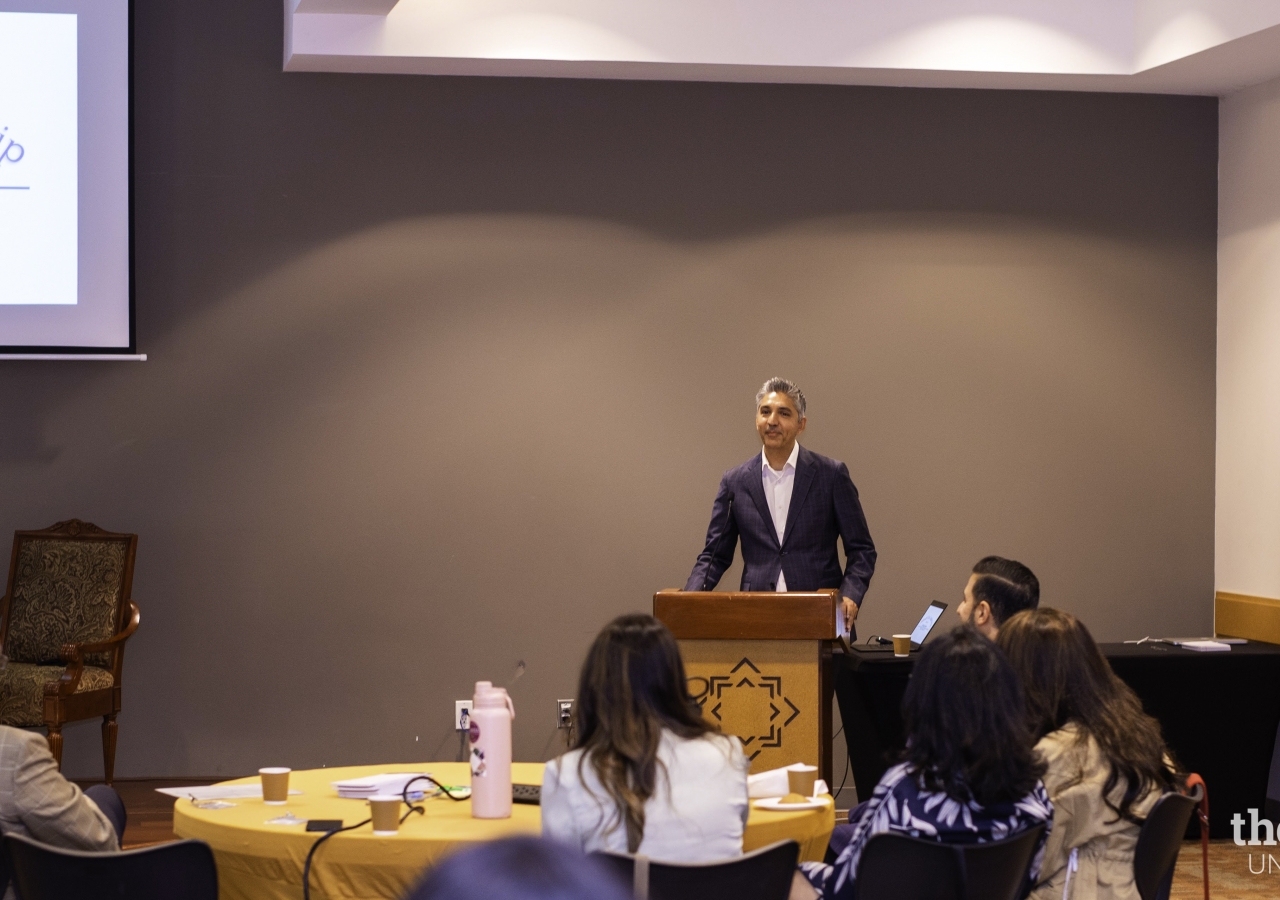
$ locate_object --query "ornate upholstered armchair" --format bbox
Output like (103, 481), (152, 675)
(0, 520), (140, 783)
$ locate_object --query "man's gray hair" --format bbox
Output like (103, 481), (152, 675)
(756, 377), (807, 418)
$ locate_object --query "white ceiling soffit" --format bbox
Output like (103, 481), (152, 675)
(294, 0), (400, 13)
(282, 1), (1280, 96)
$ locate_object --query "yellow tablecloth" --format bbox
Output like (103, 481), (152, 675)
(173, 762), (835, 900)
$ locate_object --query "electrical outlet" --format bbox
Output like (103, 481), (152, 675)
(455, 700), (473, 731)
(557, 699), (574, 729)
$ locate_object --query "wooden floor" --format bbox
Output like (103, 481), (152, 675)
(76, 778), (226, 848)
(1171, 840), (1280, 899)
(80, 786), (1279, 897)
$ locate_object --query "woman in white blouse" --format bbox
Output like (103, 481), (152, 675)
(542, 614), (749, 862)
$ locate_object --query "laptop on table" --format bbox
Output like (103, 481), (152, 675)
(855, 601), (948, 652)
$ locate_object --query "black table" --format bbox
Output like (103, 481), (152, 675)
(835, 640), (1280, 837)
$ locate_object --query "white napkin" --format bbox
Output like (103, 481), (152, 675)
(747, 764), (828, 798)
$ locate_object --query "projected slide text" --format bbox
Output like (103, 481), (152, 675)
(0, 12), (78, 305)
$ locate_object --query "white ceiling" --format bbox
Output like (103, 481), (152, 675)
(284, 0), (1280, 95)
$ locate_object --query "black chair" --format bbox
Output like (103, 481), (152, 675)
(1133, 783), (1203, 900)
(855, 823), (1047, 900)
(594, 839), (799, 900)
(3, 832), (217, 900)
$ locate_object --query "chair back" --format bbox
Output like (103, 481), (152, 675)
(0, 837), (10, 900)
(594, 839), (799, 900)
(856, 823), (1046, 900)
(3, 832), (217, 900)
(1134, 786), (1201, 900)
(959, 825), (1046, 900)
(1, 521), (137, 674)
(856, 832), (963, 900)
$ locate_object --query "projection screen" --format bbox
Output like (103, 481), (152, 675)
(0, 0), (133, 355)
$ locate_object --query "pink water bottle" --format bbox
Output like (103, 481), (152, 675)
(468, 680), (514, 819)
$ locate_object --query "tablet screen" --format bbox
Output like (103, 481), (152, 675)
(910, 601), (948, 645)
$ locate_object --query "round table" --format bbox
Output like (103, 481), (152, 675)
(173, 762), (835, 900)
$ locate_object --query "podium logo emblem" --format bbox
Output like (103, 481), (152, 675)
(688, 657), (800, 761)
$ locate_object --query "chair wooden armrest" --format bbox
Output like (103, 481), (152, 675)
(46, 602), (141, 698)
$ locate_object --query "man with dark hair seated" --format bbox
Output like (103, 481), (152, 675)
(956, 555), (1039, 640)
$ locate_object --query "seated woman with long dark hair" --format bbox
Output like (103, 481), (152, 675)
(793, 627), (1052, 900)
(541, 614), (749, 861)
(998, 608), (1179, 900)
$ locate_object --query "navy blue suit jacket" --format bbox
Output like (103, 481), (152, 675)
(684, 446), (877, 605)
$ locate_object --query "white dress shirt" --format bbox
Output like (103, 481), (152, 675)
(541, 731), (749, 862)
(761, 442), (800, 592)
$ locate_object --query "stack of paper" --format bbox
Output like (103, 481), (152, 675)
(1174, 640), (1232, 652)
(155, 785), (301, 801)
(331, 772), (436, 800)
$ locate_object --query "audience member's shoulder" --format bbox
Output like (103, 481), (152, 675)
(1034, 721), (1083, 758)
(544, 748), (587, 785)
(1034, 722), (1102, 781)
(881, 761), (916, 788)
(663, 730), (745, 770)
(864, 761), (917, 801)
(0, 726), (53, 776)
(0, 725), (49, 755)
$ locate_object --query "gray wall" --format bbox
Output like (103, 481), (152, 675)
(0, 0), (1217, 779)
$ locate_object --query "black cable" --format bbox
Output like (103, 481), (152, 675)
(302, 817), (370, 900)
(835, 752), (853, 818)
(302, 775), (470, 900)
(830, 720), (851, 813)
(400, 774), (469, 805)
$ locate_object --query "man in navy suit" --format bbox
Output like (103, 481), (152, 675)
(684, 377), (876, 634)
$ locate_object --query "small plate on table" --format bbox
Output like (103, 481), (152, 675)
(752, 796), (829, 811)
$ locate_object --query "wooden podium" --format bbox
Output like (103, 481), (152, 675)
(653, 589), (838, 784)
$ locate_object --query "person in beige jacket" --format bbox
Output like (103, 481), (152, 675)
(0, 725), (120, 851)
(1031, 723), (1164, 900)
(999, 608), (1180, 900)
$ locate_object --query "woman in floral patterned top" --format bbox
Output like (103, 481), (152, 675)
(792, 627), (1054, 900)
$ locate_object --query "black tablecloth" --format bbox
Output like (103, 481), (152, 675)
(835, 640), (1280, 837)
